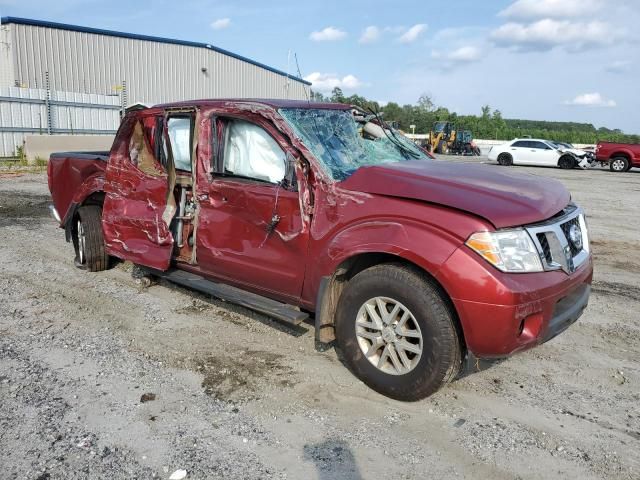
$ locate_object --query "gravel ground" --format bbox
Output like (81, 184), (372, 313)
(1, 158), (639, 480)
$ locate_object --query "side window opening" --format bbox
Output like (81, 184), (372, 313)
(167, 116), (194, 172)
(128, 118), (164, 176)
(154, 116), (168, 170)
(220, 119), (286, 184)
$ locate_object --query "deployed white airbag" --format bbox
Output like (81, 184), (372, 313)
(168, 117), (192, 171)
(224, 120), (285, 183)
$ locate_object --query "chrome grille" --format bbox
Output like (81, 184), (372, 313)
(526, 206), (590, 274)
(537, 233), (553, 264)
(560, 217), (581, 257)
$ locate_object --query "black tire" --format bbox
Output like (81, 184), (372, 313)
(335, 264), (461, 401)
(74, 205), (108, 272)
(609, 156), (629, 172)
(558, 155), (576, 169)
(437, 140), (448, 154)
(497, 152), (513, 166)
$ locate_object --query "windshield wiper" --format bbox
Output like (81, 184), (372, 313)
(367, 108), (421, 159)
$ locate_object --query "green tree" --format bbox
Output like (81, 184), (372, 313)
(309, 89), (327, 102)
(330, 87), (345, 103)
(417, 93), (435, 113)
(310, 88), (638, 141)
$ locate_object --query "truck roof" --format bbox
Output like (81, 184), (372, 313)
(153, 98), (352, 111)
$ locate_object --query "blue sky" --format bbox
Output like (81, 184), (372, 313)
(2, 0), (639, 133)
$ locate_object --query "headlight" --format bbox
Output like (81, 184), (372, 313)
(466, 230), (543, 273)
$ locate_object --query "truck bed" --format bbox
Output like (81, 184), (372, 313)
(49, 151), (109, 161)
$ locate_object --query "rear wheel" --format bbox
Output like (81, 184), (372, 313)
(497, 153), (513, 166)
(558, 155), (576, 169)
(73, 205), (108, 272)
(335, 264), (461, 401)
(609, 156), (629, 172)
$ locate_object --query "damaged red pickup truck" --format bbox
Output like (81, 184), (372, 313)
(48, 99), (593, 400)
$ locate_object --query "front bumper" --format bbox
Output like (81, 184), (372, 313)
(541, 282), (590, 343)
(436, 245), (593, 358)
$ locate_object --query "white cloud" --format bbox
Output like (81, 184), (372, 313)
(398, 24), (427, 44)
(491, 19), (616, 51)
(605, 60), (632, 73)
(309, 26), (347, 42)
(565, 93), (616, 107)
(431, 45), (482, 70)
(304, 72), (363, 92)
(210, 18), (231, 30)
(448, 46), (483, 62)
(499, 0), (603, 19)
(359, 26), (381, 44)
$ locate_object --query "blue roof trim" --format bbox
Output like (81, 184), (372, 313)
(0, 16), (312, 86)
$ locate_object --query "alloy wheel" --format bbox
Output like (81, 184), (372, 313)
(354, 297), (423, 375)
(611, 159), (626, 171)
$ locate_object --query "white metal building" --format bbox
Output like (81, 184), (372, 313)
(0, 16), (310, 104)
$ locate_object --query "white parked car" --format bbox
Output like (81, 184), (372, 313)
(488, 139), (592, 169)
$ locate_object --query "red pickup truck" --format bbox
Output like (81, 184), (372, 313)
(48, 99), (593, 400)
(596, 141), (640, 172)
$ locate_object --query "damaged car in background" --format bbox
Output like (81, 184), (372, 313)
(489, 138), (595, 169)
(48, 99), (593, 401)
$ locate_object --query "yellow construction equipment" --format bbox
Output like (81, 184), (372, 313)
(428, 121), (480, 156)
(429, 121), (455, 154)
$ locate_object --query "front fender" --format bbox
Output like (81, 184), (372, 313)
(303, 217), (466, 308)
(325, 219), (462, 274)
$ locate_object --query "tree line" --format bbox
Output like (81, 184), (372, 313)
(311, 88), (639, 145)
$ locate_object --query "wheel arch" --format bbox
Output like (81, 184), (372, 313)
(64, 191), (106, 243)
(610, 151), (631, 161)
(314, 251), (467, 357)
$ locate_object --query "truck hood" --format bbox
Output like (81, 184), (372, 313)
(338, 160), (570, 228)
(558, 147), (587, 158)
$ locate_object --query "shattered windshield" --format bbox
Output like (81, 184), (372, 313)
(279, 108), (428, 180)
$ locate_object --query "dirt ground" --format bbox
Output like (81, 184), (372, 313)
(1, 158), (639, 480)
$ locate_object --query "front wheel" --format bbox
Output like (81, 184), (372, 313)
(610, 156), (629, 172)
(437, 140), (448, 155)
(558, 155), (576, 169)
(335, 264), (461, 401)
(73, 205), (109, 272)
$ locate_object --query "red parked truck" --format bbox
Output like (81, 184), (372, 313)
(48, 99), (593, 401)
(595, 141), (640, 172)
